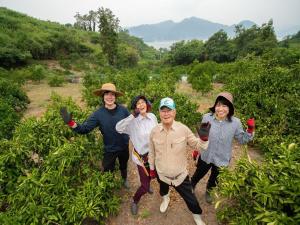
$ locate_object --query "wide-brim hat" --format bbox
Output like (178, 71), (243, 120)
(93, 83), (123, 97)
(210, 92), (234, 114)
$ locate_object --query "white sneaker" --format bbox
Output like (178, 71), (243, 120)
(159, 194), (170, 213)
(192, 214), (206, 225)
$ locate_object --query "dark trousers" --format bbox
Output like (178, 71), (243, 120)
(102, 149), (129, 179)
(158, 175), (202, 214)
(191, 157), (220, 191)
(133, 164), (151, 203)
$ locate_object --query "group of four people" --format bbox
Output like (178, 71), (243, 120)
(60, 83), (255, 225)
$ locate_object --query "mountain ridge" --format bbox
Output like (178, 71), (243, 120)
(128, 17), (299, 42)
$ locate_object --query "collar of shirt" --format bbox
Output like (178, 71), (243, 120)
(159, 121), (179, 132)
(213, 113), (229, 122)
(137, 113), (151, 121)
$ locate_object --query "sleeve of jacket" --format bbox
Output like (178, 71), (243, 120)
(234, 118), (254, 144)
(186, 125), (209, 150)
(148, 130), (156, 170)
(73, 111), (99, 134)
(115, 114), (135, 135)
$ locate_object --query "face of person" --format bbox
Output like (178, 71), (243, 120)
(136, 99), (147, 116)
(159, 107), (176, 127)
(215, 102), (229, 120)
(103, 92), (116, 107)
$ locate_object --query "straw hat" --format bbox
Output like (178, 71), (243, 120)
(93, 83), (123, 97)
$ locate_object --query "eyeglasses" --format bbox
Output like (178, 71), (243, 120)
(136, 100), (146, 106)
(160, 109), (173, 114)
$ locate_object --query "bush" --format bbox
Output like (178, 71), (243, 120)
(48, 75), (64, 87)
(0, 78), (29, 139)
(30, 65), (46, 82)
(215, 143), (300, 224)
(0, 100), (20, 139)
(0, 94), (121, 224)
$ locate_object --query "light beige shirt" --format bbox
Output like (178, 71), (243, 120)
(149, 121), (209, 186)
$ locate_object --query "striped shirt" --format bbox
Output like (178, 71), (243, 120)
(200, 113), (254, 167)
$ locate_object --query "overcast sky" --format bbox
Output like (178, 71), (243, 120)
(1, 0), (299, 29)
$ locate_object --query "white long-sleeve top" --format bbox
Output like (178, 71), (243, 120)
(116, 113), (158, 166)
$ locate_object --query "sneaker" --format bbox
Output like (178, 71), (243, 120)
(160, 194), (170, 213)
(205, 191), (212, 204)
(131, 202), (138, 215)
(123, 179), (130, 189)
(192, 214), (206, 225)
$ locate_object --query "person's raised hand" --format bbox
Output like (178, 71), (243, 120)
(247, 118), (255, 134)
(132, 108), (140, 118)
(196, 122), (211, 141)
(60, 107), (76, 127)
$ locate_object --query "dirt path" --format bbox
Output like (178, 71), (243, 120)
(106, 81), (263, 225)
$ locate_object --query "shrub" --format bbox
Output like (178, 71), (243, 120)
(30, 65), (46, 82)
(48, 75), (64, 87)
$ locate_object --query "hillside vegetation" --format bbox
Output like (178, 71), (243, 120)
(0, 6), (300, 225)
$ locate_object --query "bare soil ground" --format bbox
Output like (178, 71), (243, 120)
(23, 81), (85, 118)
(23, 60), (85, 118)
(23, 76), (263, 225)
(175, 82), (224, 113)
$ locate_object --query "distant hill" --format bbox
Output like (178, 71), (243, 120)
(128, 17), (256, 42)
(128, 17), (300, 42)
(0, 7), (157, 67)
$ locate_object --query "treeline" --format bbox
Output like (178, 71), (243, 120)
(164, 20), (300, 65)
(0, 7), (158, 68)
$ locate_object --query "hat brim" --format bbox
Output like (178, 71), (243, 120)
(159, 105), (175, 110)
(93, 89), (123, 97)
(210, 97), (234, 114)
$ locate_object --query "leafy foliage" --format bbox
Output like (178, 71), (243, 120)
(98, 7), (120, 66)
(215, 144), (300, 224)
(0, 78), (29, 139)
(226, 60), (300, 152)
(203, 30), (236, 62)
(166, 40), (204, 65)
(188, 61), (217, 93)
(0, 94), (121, 224)
(0, 7), (95, 67)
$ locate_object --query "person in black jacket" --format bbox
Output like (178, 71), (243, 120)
(60, 83), (130, 188)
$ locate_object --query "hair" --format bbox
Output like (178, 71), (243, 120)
(101, 91), (116, 104)
(210, 96), (234, 121)
(131, 95), (152, 112)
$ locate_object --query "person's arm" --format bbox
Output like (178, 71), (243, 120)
(73, 111), (100, 134)
(60, 107), (99, 134)
(148, 131), (155, 170)
(115, 114), (135, 135)
(187, 126), (209, 150)
(234, 118), (254, 144)
(148, 130), (157, 179)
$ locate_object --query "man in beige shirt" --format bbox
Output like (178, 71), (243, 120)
(149, 97), (210, 225)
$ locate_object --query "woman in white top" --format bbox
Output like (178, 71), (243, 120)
(116, 95), (158, 215)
